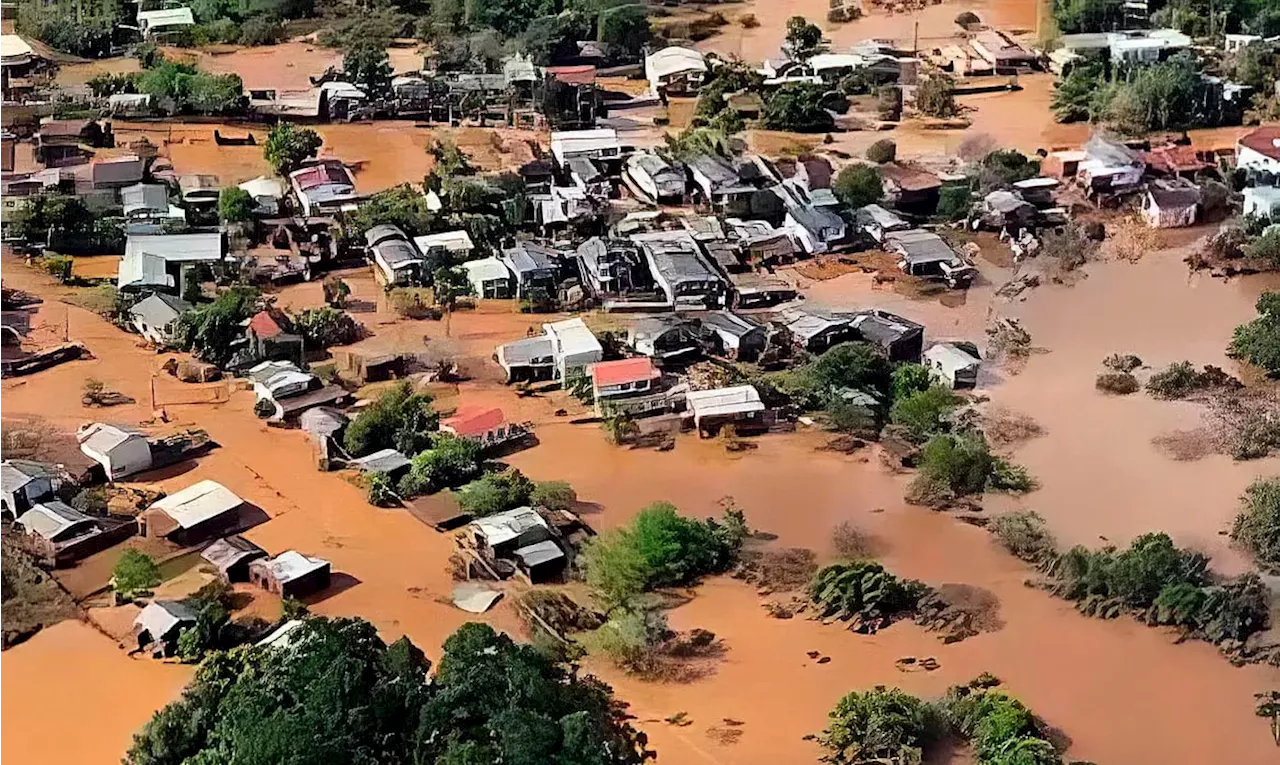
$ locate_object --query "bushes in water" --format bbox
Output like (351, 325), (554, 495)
(937, 677), (1061, 765)
(366, 471), (397, 507)
(1095, 371), (1140, 394)
(865, 139), (896, 164)
(113, 549), (161, 600)
(1232, 476), (1280, 572)
(530, 480), (578, 511)
(1230, 292), (1280, 376)
(343, 381), (437, 458)
(1145, 361), (1239, 399)
(907, 432), (1035, 505)
(582, 502), (748, 610)
(775, 342), (892, 411)
(989, 511), (1057, 564)
(395, 433), (483, 497)
(889, 385), (961, 442)
(818, 686), (939, 764)
(808, 560), (930, 628)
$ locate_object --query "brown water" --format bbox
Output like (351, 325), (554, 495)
(4, 239), (1280, 764)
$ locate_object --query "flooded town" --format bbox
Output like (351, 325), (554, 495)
(2, 0), (1280, 762)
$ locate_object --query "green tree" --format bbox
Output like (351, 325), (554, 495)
(433, 265), (473, 337)
(890, 385), (961, 441)
(762, 82), (842, 132)
(367, 471), (398, 506)
(597, 4), (650, 57)
(217, 187), (256, 223)
(1244, 227), (1280, 270)
(783, 15), (824, 60)
(455, 470), (535, 516)
(1053, 0), (1125, 33)
(916, 76), (958, 118)
(832, 164), (883, 209)
(175, 287), (261, 367)
(264, 123), (323, 176)
(343, 380), (438, 457)
(113, 549), (162, 599)
(346, 184), (436, 237)
(343, 42), (393, 98)
(531, 480), (577, 511)
(890, 363), (934, 401)
(1051, 61), (1110, 123)
(936, 184), (973, 220)
(809, 560), (930, 623)
(396, 432), (485, 496)
(1229, 292), (1280, 375)
(818, 686), (937, 764)
(292, 307), (363, 349)
(1233, 477), (1280, 572)
(979, 149), (1040, 190)
(778, 341), (893, 410)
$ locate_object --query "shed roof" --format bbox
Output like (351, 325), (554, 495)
(497, 336), (556, 366)
(78, 422), (146, 456)
(125, 232), (223, 263)
(1, 35), (34, 62)
(849, 310), (923, 347)
(137, 7), (195, 27)
(779, 307), (849, 340)
(1, 460), (65, 494)
(148, 480), (242, 529)
(503, 241), (560, 273)
(1146, 178), (1202, 210)
(885, 228), (957, 265)
(134, 601), (197, 641)
(17, 501), (97, 541)
(924, 342), (981, 373)
(92, 155), (145, 186)
(201, 535), (267, 572)
(514, 539), (565, 568)
(413, 230), (475, 254)
(591, 357), (660, 387)
(546, 65), (596, 85)
(879, 163), (942, 192)
(1239, 126), (1280, 162)
(857, 203), (909, 230)
(550, 128), (619, 163)
(441, 407), (506, 436)
(460, 256), (513, 283)
(291, 161), (354, 192)
(544, 317), (602, 357)
(248, 311), (286, 339)
(129, 292), (191, 328)
(646, 46), (707, 79)
(255, 550), (329, 584)
(699, 310), (763, 339)
(686, 385), (764, 418)
(350, 448), (411, 474)
(471, 506), (549, 547)
(121, 183), (170, 216)
(299, 406), (348, 437)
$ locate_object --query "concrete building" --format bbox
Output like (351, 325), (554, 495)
(78, 423), (153, 481)
(250, 551), (332, 599)
(1237, 126), (1280, 176)
(138, 479), (243, 545)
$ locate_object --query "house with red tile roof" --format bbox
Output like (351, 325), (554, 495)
(588, 357), (678, 418)
(1237, 126), (1280, 176)
(440, 407), (532, 452)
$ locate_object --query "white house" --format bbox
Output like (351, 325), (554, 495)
(119, 232), (223, 290)
(923, 343), (980, 389)
(136, 7), (195, 37)
(1141, 178), (1201, 229)
(78, 423), (153, 480)
(645, 46), (707, 96)
(459, 256), (515, 299)
(549, 128), (621, 167)
(129, 293), (192, 346)
(1244, 185), (1280, 219)
(412, 230), (475, 261)
(1237, 127), (1280, 176)
(624, 152), (685, 204)
(365, 224), (423, 286)
(1, 460), (69, 518)
(543, 317), (603, 380)
(686, 385), (765, 434)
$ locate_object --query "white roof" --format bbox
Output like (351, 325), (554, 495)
(1012, 177), (1060, 190)
(137, 7), (195, 27)
(413, 230), (475, 253)
(257, 550), (329, 584)
(1, 35), (34, 61)
(125, 232), (223, 263)
(262, 370), (314, 396)
(550, 128), (620, 164)
(256, 618), (305, 648)
(543, 317), (602, 357)
(78, 423), (145, 456)
(924, 343), (980, 373)
(460, 256), (512, 283)
(17, 501), (96, 540)
(809, 53), (869, 72)
(471, 506), (549, 547)
(247, 360), (303, 383)
(134, 601), (196, 640)
(148, 479), (242, 529)
(686, 385), (764, 418)
(238, 176), (286, 200)
(646, 46), (707, 80)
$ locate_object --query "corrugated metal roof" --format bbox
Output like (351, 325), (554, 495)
(255, 550), (329, 584)
(686, 385), (764, 418)
(148, 479), (242, 529)
(470, 507), (549, 548)
(17, 501), (96, 540)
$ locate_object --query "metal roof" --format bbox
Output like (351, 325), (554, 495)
(591, 357), (660, 387)
(441, 407), (506, 437)
(78, 423), (146, 456)
(137, 7), (195, 27)
(550, 128), (619, 164)
(514, 539), (565, 568)
(255, 550), (329, 584)
(351, 448), (411, 474)
(2, 460), (64, 493)
(125, 232), (223, 263)
(645, 46), (707, 80)
(502, 241), (560, 274)
(460, 256), (512, 285)
(134, 601), (197, 641)
(129, 293), (191, 328)
(543, 317), (602, 358)
(470, 506), (549, 548)
(885, 229), (957, 265)
(201, 535), (267, 572)
(699, 310), (763, 339)
(497, 336), (556, 367)
(924, 343), (981, 374)
(121, 184), (170, 216)
(148, 479), (242, 529)
(17, 501), (97, 541)
(413, 230), (475, 254)
(686, 385), (764, 418)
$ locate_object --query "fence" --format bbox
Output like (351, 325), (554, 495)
(152, 379), (231, 406)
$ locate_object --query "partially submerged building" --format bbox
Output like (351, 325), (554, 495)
(250, 550), (332, 599)
(884, 229), (975, 288)
(201, 535), (268, 582)
(136, 7), (195, 38)
(1, 460), (70, 518)
(645, 46), (708, 97)
(625, 152), (686, 204)
(849, 310), (924, 363)
(134, 601), (197, 655)
(924, 342), (980, 388)
(118, 232), (224, 292)
(14, 500), (121, 565)
(440, 406), (528, 451)
(366, 224), (424, 286)
(628, 315), (700, 359)
(495, 317), (602, 382)
(468, 506), (565, 583)
(698, 311), (768, 362)
(500, 241), (561, 299)
(589, 357), (670, 417)
(78, 423), (153, 481)
(459, 257), (515, 299)
(632, 229), (727, 309)
(1141, 178), (1201, 229)
(138, 479), (243, 545)
(290, 160), (358, 217)
(686, 385), (765, 436)
(129, 293), (191, 347)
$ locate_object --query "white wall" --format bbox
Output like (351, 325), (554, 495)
(1239, 145), (1280, 175)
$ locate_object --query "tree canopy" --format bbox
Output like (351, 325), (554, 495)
(832, 165), (883, 210)
(218, 187), (257, 223)
(126, 618), (654, 765)
(343, 380), (438, 457)
(1232, 476), (1280, 572)
(113, 550), (161, 600)
(176, 287), (262, 367)
(762, 82), (841, 133)
(1229, 292), (1280, 375)
(264, 123), (324, 176)
(783, 16), (824, 60)
(343, 43), (394, 98)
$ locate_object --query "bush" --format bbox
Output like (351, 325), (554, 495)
(344, 381), (437, 457)
(1230, 292), (1280, 375)
(1103, 353), (1143, 373)
(762, 82), (842, 132)
(818, 687), (938, 764)
(322, 276), (351, 308)
(239, 16), (286, 45)
(955, 10), (980, 26)
(1145, 361), (1232, 399)
(264, 123), (323, 175)
(777, 342), (892, 410)
(827, 6), (860, 23)
(908, 433), (996, 504)
(990, 511), (1056, 563)
(1232, 477), (1280, 572)
(832, 164), (883, 209)
(175, 286), (261, 367)
(890, 385), (961, 442)
(455, 470), (535, 516)
(41, 255), (73, 282)
(292, 307), (363, 350)
(367, 471), (397, 507)
(396, 433), (484, 497)
(808, 560), (930, 625)
(939, 683), (1059, 765)
(583, 503), (748, 610)
(1245, 227), (1280, 269)
(1095, 372), (1140, 394)
(988, 457), (1038, 493)
(916, 76), (959, 119)
(936, 184), (973, 220)
(113, 549), (161, 600)
(831, 520), (875, 560)
(865, 139), (897, 164)
(218, 187), (256, 223)
(587, 604), (669, 673)
(530, 480), (577, 511)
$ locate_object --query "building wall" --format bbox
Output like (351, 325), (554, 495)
(92, 435), (153, 480)
(1238, 145), (1280, 175)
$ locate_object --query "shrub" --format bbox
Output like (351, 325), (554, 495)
(890, 385), (961, 442)
(818, 687), (938, 764)
(1095, 372), (1140, 394)
(367, 471), (397, 507)
(239, 16), (286, 45)
(778, 342), (892, 410)
(988, 458), (1038, 493)
(344, 381), (437, 457)
(916, 76), (959, 119)
(322, 276), (351, 308)
(955, 10), (980, 26)
(42, 255), (73, 282)
(1232, 477), (1280, 572)
(218, 187), (256, 223)
(1230, 292), (1280, 375)
(936, 184), (973, 221)
(1245, 227), (1280, 269)
(530, 480), (577, 512)
(587, 604), (669, 673)
(891, 363), (933, 401)
(1145, 361), (1237, 399)
(762, 82), (842, 132)
(990, 511), (1056, 563)
(831, 520), (875, 560)
(808, 560), (930, 624)
(292, 307), (363, 350)
(833, 164), (883, 209)
(263, 123), (323, 175)
(113, 549), (161, 599)
(455, 470), (535, 516)
(71, 486), (110, 515)
(1102, 353), (1143, 373)
(396, 433), (484, 497)
(175, 286), (261, 367)
(908, 432), (995, 504)
(865, 139), (897, 164)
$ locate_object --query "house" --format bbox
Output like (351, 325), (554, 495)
(885, 229), (976, 288)
(249, 551), (332, 599)
(121, 183), (183, 221)
(730, 272), (798, 309)
(14, 501), (116, 565)
(849, 310), (924, 362)
(699, 311), (768, 362)
(550, 128), (622, 169)
(36, 119), (111, 166)
(500, 241), (561, 299)
(855, 204), (911, 243)
(1142, 144), (1212, 178)
(774, 155), (834, 193)
(92, 155), (145, 190)
(118, 232), (224, 291)
(238, 176), (286, 216)
(78, 423), (153, 481)
(129, 293), (192, 346)
(440, 406), (524, 450)
(687, 154), (756, 215)
(1078, 133), (1146, 194)
(878, 164), (942, 213)
(350, 448), (412, 478)
(589, 357), (670, 417)
(686, 385), (765, 436)
(247, 360), (346, 421)
(138, 479), (243, 544)
(544, 317), (603, 380)
(413, 230), (476, 263)
(201, 535), (268, 582)
(1237, 126), (1280, 176)
(785, 204), (847, 255)
(625, 152), (685, 204)
(469, 506), (565, 582)
(779, 307), (853, 352)
(576, 237), (651, 297)
(634, 229), (727, 309)
(460, 257), (515, 299)
(1010, 177), (1060, 207)
(2, 34), (49, 102)
(970, 29), (1038, 69)
(289, 160), (357, 217)
(975, 190), (1036, 231)
(1244, 186), (1280, 219)
(1041, 149), (1088, 179)
(245, 312), (305, 367)
(1141, 178), (1201, 229)
(645, 46), (708, 97)
(366, 224), (424, 286)
(1055, 29), (1190, 66)
(924, 342), (980, 388)
(178, 174), (220, 208)
(726, 218), (797, 267)
(136, 7), (195, 38)
(1, 460), (70, 518)
(133, 601), (197, 654)
(495, 335), (557, 382)
(628, 315), (701, 359)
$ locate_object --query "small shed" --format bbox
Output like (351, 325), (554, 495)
(543, 317), (603, 380)
(138, 479), (243, 545)
(1, 459), (69, 518)
(133, 600), (197, 653)
(923, 343), (981, 388)
(459, 257), (515, 299)
(78, 423), (153, 481)
(1141, 178), (1201, 229)
(14, 500), (109, 563)
(628, 315), (700, 359)
(686, 385), (765, 436)
(849, 310), (925, 363)
(129, 293), (191, 346)
(471, 507), (551, 556)
(699, 311), (767, 362)
(441, 407), (510, 444)
(249, 550), (332, 600)
(513, 539), (566, 583)
(201, 535), (268, 582)
(350, 448), (412, 477)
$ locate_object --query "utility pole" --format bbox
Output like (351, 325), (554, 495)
(913, 20), (919, 56)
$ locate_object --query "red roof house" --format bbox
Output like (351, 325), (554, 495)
(248, 311), (285, 339)
(441, 407), (508, 439)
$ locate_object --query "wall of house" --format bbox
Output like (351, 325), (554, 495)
(99, 436), (153, 479)
(1237, 146), (1280, 175)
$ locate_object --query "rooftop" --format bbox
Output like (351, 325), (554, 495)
(1, 459), (65, 493)
(413, 230), (475, 253)
(135, 600), (197, 640)
(350, 448), (411, 474)
(686, 385), (764, 418)
(471, 506), (549, 548)
(256, 550), (329, 584)
(1239, 126), (1280, 162)
(201, 535), (267, 572)
(441, 407), (506, 437)
(248, 311), (286, 339)
(148, 479), (243, 529)
(646, 46), (708, 80)
(17, 501), (97, 541)
(78, 422), (145, 456)
(591, 357), (660, 387)
(879, 163), (942, 192)
(125, 232), (223, 263)
(544, 317), (602, 357)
